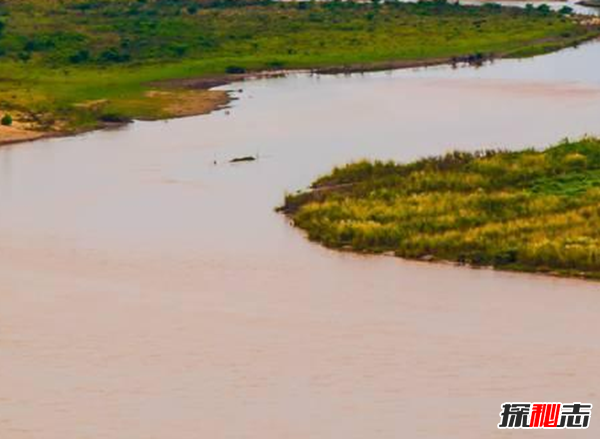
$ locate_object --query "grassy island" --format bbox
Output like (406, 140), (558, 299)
(0, 0), (598, 143)
(281, 138), (600, 279)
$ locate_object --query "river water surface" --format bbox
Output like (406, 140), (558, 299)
(1, 41), (600, 439)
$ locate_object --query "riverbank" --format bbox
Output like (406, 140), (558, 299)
(0, 0), (598, 146)
(0, 124), (46, 146)
(0, 89), (231, 145)
(281, 137), (600, 280)
(579, 0), (600, 8)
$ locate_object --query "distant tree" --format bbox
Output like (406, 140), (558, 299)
(537, 3), (551, 14)
(69, 49), (90, 64)
(482, 2), (502, 11)
(18, 51), (30, 62)
(559, 6), (574, 15)
(170, 43), (189, 57)
(99, 48), (131, 63)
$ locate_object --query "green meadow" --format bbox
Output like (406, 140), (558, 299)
(0, 0), (597, 132)
(282, 138), (600, 279)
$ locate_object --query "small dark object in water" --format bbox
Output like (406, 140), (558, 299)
(229, 156), (256, 163)
(451, 52), (489, 67)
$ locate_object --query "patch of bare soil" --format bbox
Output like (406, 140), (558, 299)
(0, 113), (46, 146)
(144, 89), (230, 119)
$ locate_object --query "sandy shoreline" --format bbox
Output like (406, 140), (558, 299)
(0, 125), (47, 146)
(0, 89), (231, 148)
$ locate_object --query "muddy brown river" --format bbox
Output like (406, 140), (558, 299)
(1, 41), (600, 438)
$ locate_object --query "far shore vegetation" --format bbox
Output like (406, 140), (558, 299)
(0, 0), (598, 142)
(281, 137), (600, 280)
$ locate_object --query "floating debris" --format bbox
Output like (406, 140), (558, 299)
(229, 155), (257, 163)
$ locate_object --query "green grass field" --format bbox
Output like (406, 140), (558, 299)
(282, 138), (600, 279)
(0, 0), (597, 133)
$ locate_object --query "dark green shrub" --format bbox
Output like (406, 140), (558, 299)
(69, 49), (90, 64)
(98, 48), (131, 63)
(1, 113), (13, 126)
(225, 65), (246, 74)
(537, 4), (551, 15)
(559, 6), (574, 15)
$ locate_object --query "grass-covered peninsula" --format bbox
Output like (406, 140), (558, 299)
(0, 0), (598, 144)
(281, 138), (600, 279)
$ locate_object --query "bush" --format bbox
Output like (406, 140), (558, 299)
(1, 113), (12, 126)
(69, 49), (90, 64)
(225, 65), (246, 74)
(559, 6), (574, 15)
(98, 48), (131, 64)
(537, 4), (551, 14)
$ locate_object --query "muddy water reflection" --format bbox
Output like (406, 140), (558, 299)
(1, 42), (600, 439)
